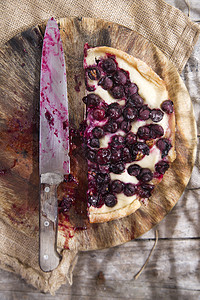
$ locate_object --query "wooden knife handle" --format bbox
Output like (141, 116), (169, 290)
(39, 183), (61, 272)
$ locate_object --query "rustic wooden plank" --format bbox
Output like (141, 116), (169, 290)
(0, 239), (199, 299)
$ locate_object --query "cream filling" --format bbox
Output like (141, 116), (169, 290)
(85, 50), (170, 215)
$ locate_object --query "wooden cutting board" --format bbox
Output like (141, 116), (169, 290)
(0, 17), (197, 252)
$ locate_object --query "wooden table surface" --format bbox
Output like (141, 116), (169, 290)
(0, 0), (199, 299)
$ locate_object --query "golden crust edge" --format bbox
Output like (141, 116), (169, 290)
(89, 199), (141, 223)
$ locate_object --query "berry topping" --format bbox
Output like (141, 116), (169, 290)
(96, 173), (110, 185)
(125, 132), (137, 145)
(96, 148), (111, 165)
(87, 67), (101, 80)
(98, 164), (110, 173)
(113, 70), (128, 85)
(127, 164), (142, 177)
(161, 100), (174, 114)
(123, 106), (138, 121)
(92, 126), (104, 138)
(83, 93), (101, 107)
(104, 194), (117, 207)
(102, 58), (117, 74)
(150, 109), (164, 122)
(155, 160), (169, 174)
(124, 183), (137, 196)
(111, 148), (122, 163)
(111, 85), (125, 99)
(129, 94), (144, 108)
(110, 135), (125, 148)
(132, 142), (150, 157)
(110, 162), (125, 174)
(122, 147), (132, 162)
(98, 76), (113, 90)
(88, 194), (101, 207)
(137, 168), (153, 182)
(137, 125), (151, 140)
(104, 121), (118, 133)
(137, 183), (154, 198)
(150, 124), (164, 139)
(93, 108), (106, 120)
(125, 83), (138, 96)
(89, 138), (100, 148)
(138, 105), (151, 120)
(156, 138), (172, 158)
(86, 149), (96, 162)
(99, 183), (110, 195)
(110, 180), (124, 194)
(106, 103), (122, 119)
(120, 120), (132, 133)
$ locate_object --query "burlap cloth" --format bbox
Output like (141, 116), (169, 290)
(0, 0), (200, 295)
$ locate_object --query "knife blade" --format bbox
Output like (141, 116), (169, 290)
(39, 17), (70, 272)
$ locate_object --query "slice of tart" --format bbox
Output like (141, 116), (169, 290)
(82, 45), (176, 223)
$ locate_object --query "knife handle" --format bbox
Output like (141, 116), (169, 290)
(39, 183), (61, 272)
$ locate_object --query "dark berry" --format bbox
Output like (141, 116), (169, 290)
(138, 105), (151, 120)
(110, 85), (125, 99)
(102, 58), (117, 74)
(110, 180), (124, 194)
(104, 194), (117, 207)
(124, 183), (137, 196)
(125, 83), (138, 96)
(122, 147), (132, 162)
(86, 149), (96, 161)
(115, 115), (124, 124)
(89, 138), (100, 148)
(110, 162), (125, 174)
(127, 164), (142, 177)
(150, 109), (164, 122)
(88, 194), (103, 207)
(99, 183), (110, 195)
(125, 132), (137, 145)
(137, 168), (153, 182)
(96, 173), (110, 185)
(98, 76), (113, 90)
(96, 148), (111, 165)
(120, 121), (132, 133)
(156, 138), (172, 158)
(87, 67), (101, 80)
(98, 164), (110, 173)
(92, 126), (104, 138)
(132, 142), (150, 156)
(83, 93), (101, 107)
(129, 94), (144, 108)
(161, 100), (174, 114)
(123, 106), (138, 121)
(110, 135), (125, 148)
(104, 121), (118, 133)
(106, 103), (122, 119)
(113, 70), (128, 85)
(150, 124), (164, 139)
(137, 184), (154, 198)
(137, 125), (151, 140)
(93, 108), (106, 120)
(111, 148), (122, 163)
(155, 160), (169, 174)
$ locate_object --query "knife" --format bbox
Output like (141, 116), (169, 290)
(39, 17), (70, 272)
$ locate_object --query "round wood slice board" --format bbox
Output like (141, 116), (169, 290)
(0, 17), (197, 252)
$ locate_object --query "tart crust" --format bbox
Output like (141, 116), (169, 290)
(84, 46), (176, 223)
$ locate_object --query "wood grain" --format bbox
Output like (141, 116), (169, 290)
(0, 237), (199, 300)
(0, 17), (197, 256)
